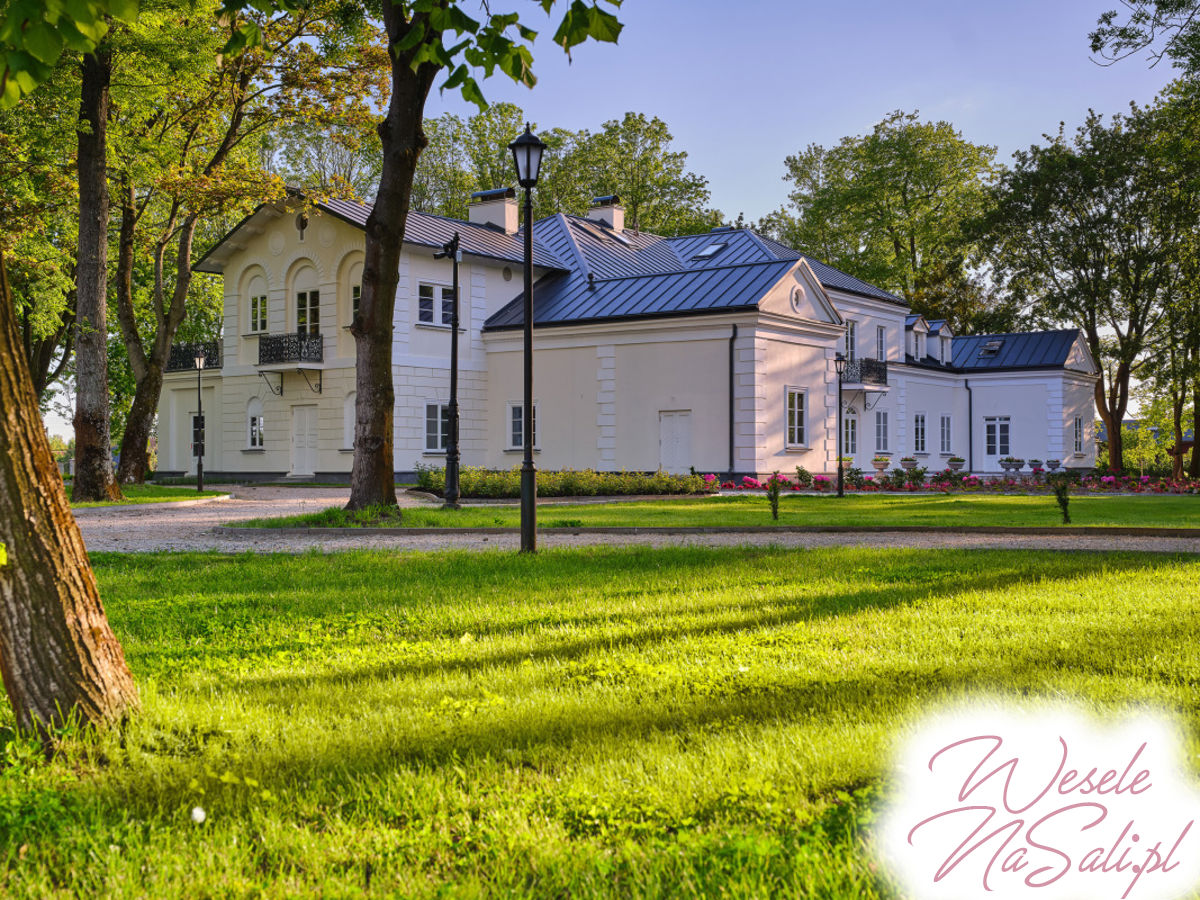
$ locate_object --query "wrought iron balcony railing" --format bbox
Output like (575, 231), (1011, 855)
(258, 332), (324, 366)
(842, 358), (887, 386)
(166, 340), (222, 372)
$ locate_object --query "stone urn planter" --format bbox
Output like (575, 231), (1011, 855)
(999, 457), (1024, 475)
(1045, 459), (1061, 471)
(947, 457), (965, 472)
(871, 456), (891, 474)
(900, 457), (918, 470)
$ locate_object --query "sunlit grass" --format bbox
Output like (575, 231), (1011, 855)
(0, 546), (1197, 897)
(238, 492), (1199, 529)
(71, 484), (226, 508)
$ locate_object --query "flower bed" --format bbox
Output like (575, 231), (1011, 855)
(719, 469), (1200, 495)
(414, 465), (718, 499)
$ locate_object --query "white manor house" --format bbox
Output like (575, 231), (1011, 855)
(156, 191), (1099, 481)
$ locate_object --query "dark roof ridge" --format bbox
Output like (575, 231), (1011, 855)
(587, 257), (797, 284)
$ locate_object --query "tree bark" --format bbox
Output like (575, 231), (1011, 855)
(1192, 385), (1200, 478)
(71, 49), (120, 503)
(0, 253), (138, 736)
(347, 9), (440, 510)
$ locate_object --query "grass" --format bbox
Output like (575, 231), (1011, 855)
(236, 492), (1200, 530)
(1, 546), (1199, 898)
(70, 483), (227, 508)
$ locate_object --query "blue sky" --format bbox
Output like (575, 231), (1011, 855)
(423, 0), (1179, 222)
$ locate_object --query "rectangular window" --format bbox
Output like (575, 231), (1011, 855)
(351, 285), (361, 321)
(914, 413), (926, 453)
(785, 388), (806, 447)
(296, 289), (320, 335)
(940, 414), (952, 454)
(845, 321), (856, 362)
(250, 295), (267, 333)
(1074, 416), (1083, 454)
(248, 415), (264, 448)
(985, 416), (1011, 457)
(508, 402), (537, 450)
(843, 416), (857, 455)
(425, 403), (450, 451)
(915, 332), (923, 360)
(418, 283), (455, 325)
(875, 410), (888, 452)
(876, 325), (886, 362)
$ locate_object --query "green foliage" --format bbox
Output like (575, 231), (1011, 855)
(69, 484), (224, 508)
(763, 110), (1005, 330)
(414, 465), (717, 499)
(765, 472), (782, 520)
(1091, 0), (1200, 73)
(793, 466), (813, 488)
(1049, 473), (1072, 524)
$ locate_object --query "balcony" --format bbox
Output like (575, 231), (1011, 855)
(842, 358), (887, 387)
(165, 340), (221, 372)
(258, 332), (324, 368)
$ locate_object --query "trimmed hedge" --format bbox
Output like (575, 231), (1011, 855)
(414, 465), (717, 499)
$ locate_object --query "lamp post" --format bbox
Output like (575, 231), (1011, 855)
(834, 352), (846, 498)
(509, 124), (546, 553)
(194, 348), (206, 493)
(435, 233), (462, 509)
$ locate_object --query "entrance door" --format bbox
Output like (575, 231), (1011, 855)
(658, 410), (692, 474)
(291, 406), (318, 476)
(983, 415), (1010, 471)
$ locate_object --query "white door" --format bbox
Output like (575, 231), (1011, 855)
(291, 406), (318, 475)
(983, 416), (1010, 471)
(658, 410), (692, 474)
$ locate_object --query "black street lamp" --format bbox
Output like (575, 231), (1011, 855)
(434, 232), (462, 509)
(194, 348), (206, 493)
(834, 352), (846, 498)
(509, 123), (546, 553)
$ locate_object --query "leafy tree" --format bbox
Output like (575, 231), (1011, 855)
(1091, 1), (1200, 72)
(345, 0), (624, 511)
(110, 0), (386, 483)
(763, 110), (1001, 331)
(978, 107), (1185, 471)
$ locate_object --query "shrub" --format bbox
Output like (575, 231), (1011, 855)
(766, 472), (784, 520)
(1049, 473), (1072, 524)
(794, 466), (813, 488)
(903, 465), (927, 488)
(412, 466), (716, 499)
(845, 467), (866, 489)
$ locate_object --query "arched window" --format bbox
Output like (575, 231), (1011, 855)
(292, 264), (320, 336)
(343, 392), (356, 449)
(247, 398), (264, 448)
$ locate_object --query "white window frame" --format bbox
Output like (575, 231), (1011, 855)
(351, 284), (361, 323)
(425, 402), (450, 452)
(845, 320), (857, 362)
(1074, 415), (1084, 454)
(247, 399), (264, 449)
(876, 325), (886, 362)
(296, 289), (320, 335)
(249, 294), (267, 333)
(418, 282), (455, 326)
(940, 414), (952, 454)
(941, 336), (950, 364)
(985, 416), (1011, 457)
(875, 410), (889, 452)
(915, 332), (923, 360)
(913, 413), (927, 453)
(785, 386), (806, 449)
(506, 401), (538, 451)
(843, 412), (858, 455)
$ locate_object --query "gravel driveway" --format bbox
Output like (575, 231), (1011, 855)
(74, 486), (1200, 555)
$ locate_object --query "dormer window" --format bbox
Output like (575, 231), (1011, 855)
(915, 333), (923, 360)
(691, 242), (727, 261)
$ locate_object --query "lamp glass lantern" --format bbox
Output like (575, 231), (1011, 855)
(834, 352), (846, 376)
(509, 125), (546, 189)
(194, 349), (206, 370)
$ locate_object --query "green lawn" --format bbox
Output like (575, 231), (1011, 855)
(239, 492), (1199, 529)
(2, 547), (1198, 898)
(71, 484), (226, 508)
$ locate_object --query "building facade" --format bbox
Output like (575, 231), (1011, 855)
(157, 193), (1098, 481)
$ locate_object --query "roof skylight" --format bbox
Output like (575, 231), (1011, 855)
(691, 242), (727, 261)
(979, 339), (1004, 358)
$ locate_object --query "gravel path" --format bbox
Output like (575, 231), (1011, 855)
(74, 486), (1200, 555)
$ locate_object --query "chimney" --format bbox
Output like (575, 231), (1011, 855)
(587, 195), (624, 233)
(468, 187), (518, 233)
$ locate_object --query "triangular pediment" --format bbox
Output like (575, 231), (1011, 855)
(759, 259), (841, 324)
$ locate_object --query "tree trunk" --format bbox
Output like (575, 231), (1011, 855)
(348, 10), (439, 510)
(0, 253), (138, 736)
(1171, 392), (1185, 481)
(71, 49), (120, 503)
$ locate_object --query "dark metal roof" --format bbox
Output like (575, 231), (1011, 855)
(952, 330), (1084, 372)
(470, 187), (515, 200)
(318, 199), (566, 270)
(926, 319), (950, 335)
(484, 259), (797, 330)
